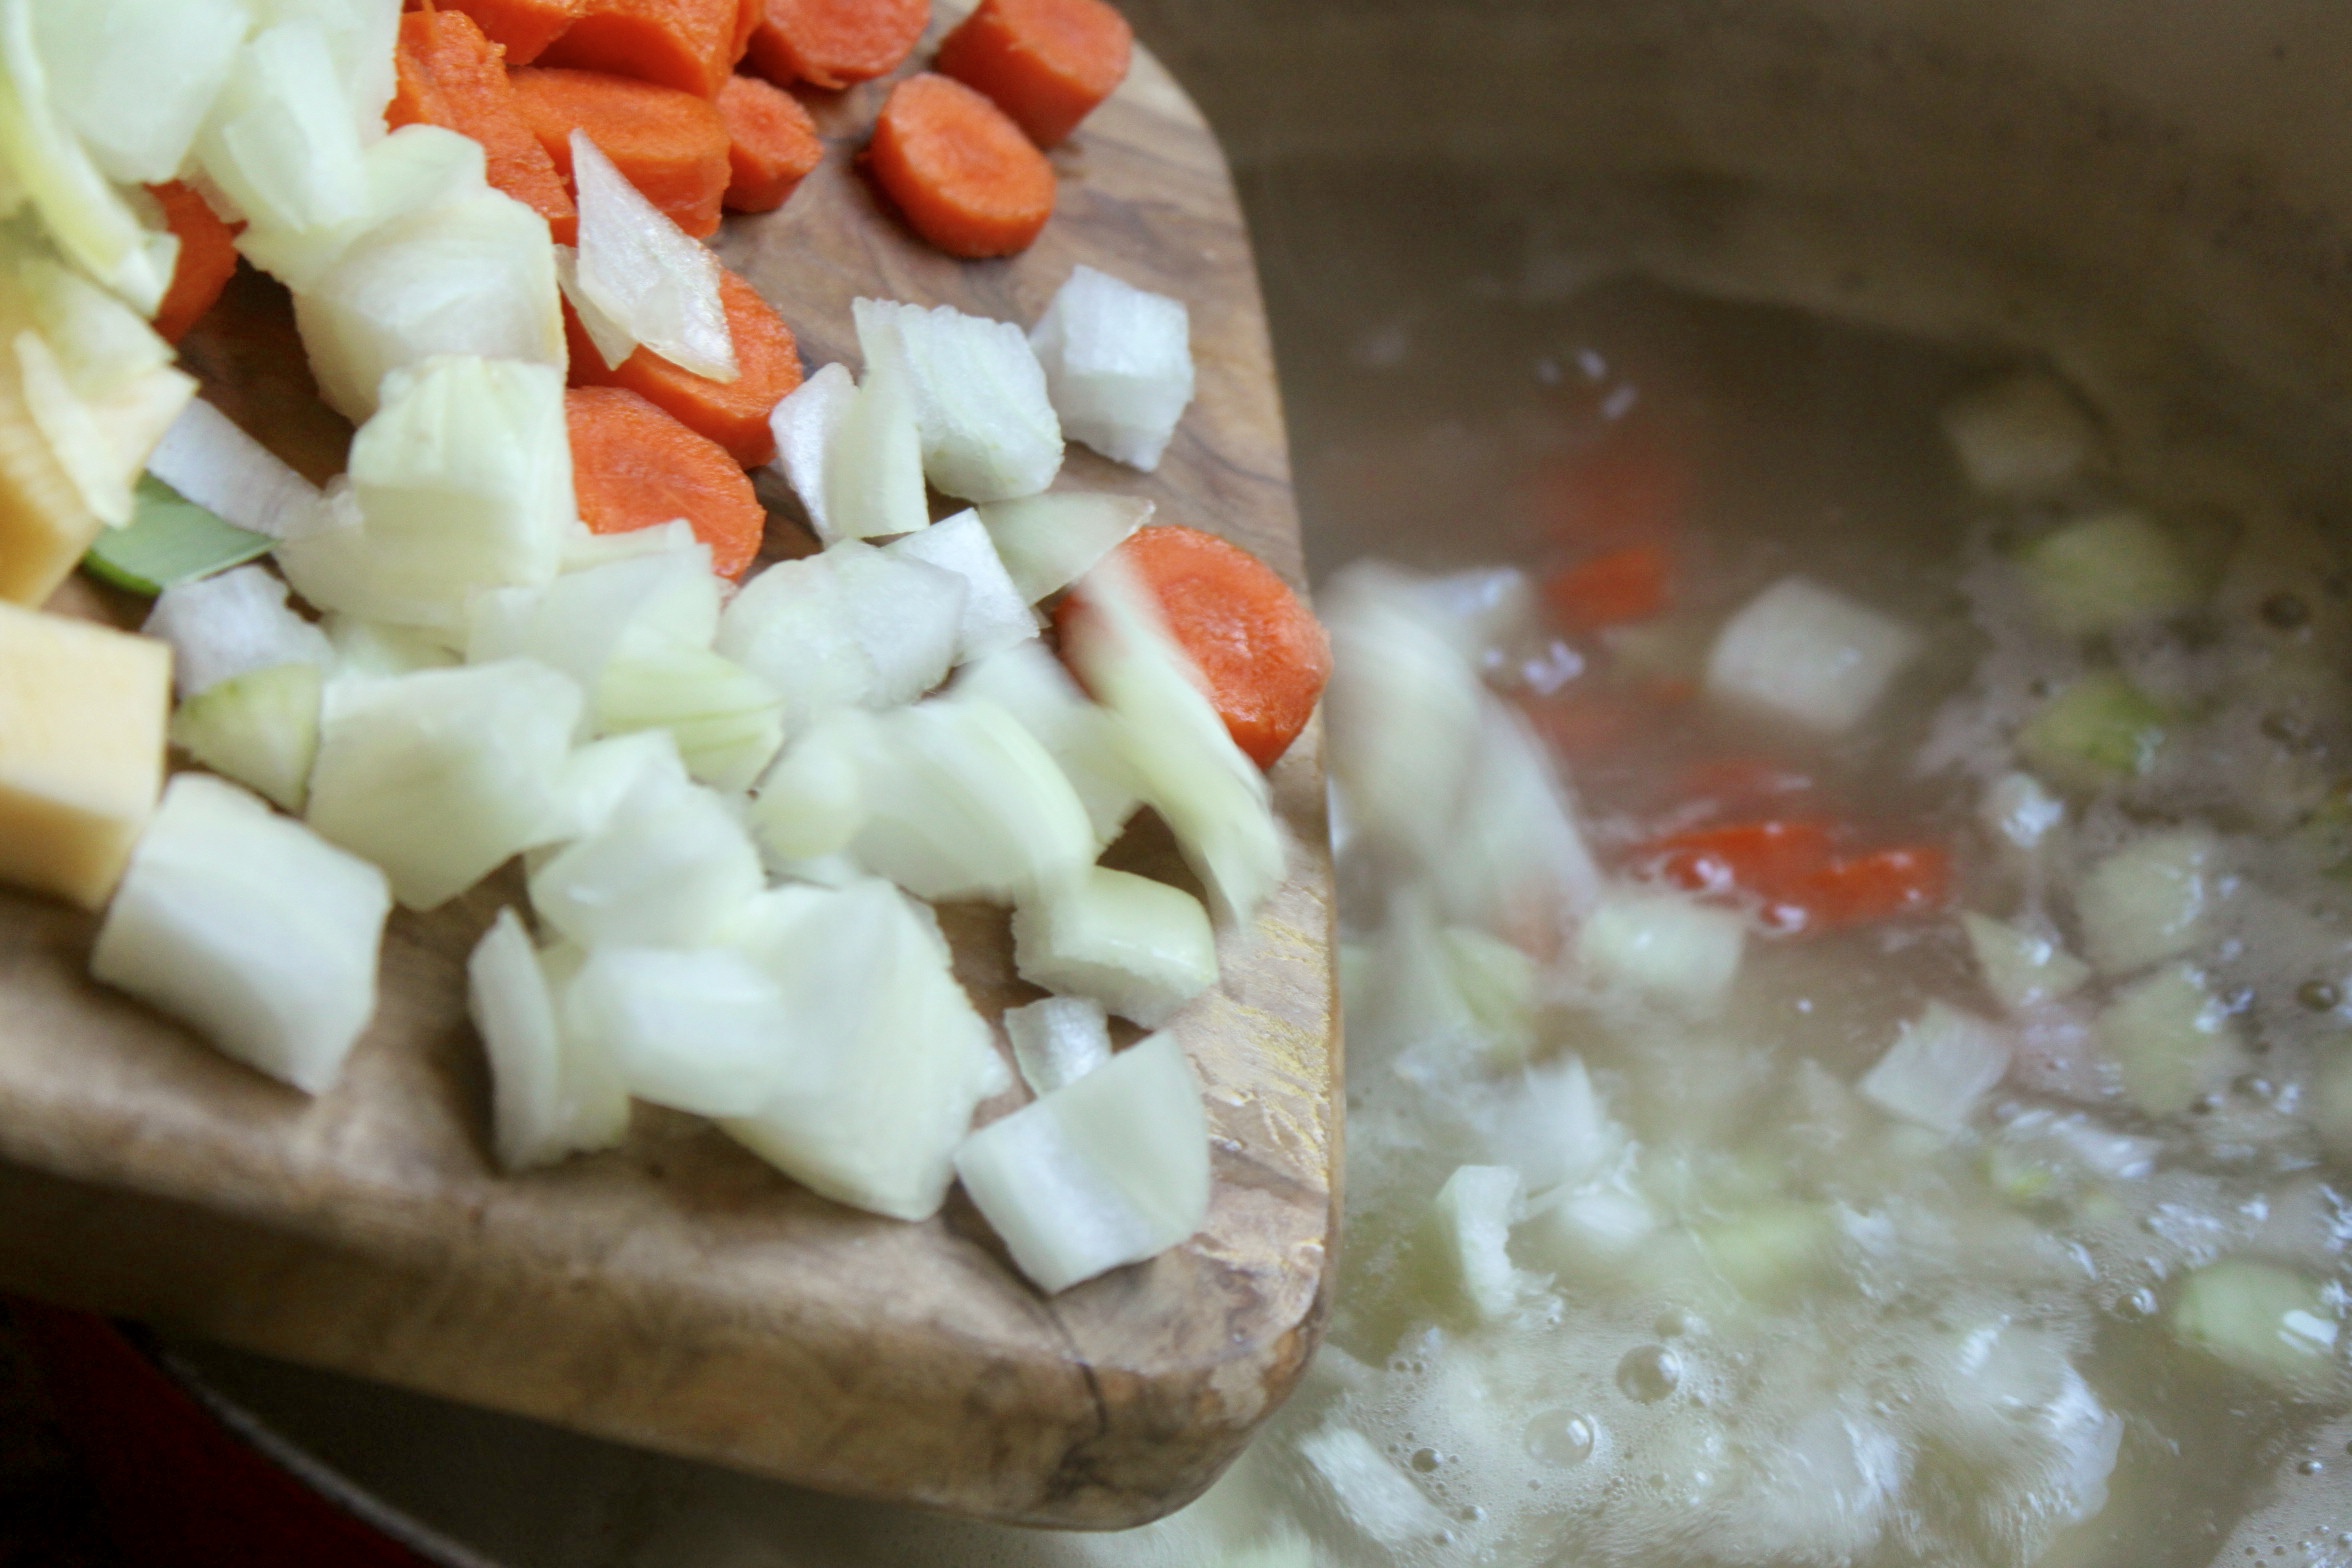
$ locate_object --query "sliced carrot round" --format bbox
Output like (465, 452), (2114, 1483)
(388, 9), (579, 244)
(936, 0), (1131, 147)
(1057, 525), (1332, 770)
(536, 0), (748, 100)
(509, 67), (731, 239)
(866, 73), (1054, 260)
(716, 73), (823, 213)
(436, 0), (586, 66)
(745, 0), (928, 91)
(566, 268), (802, 469)
(147, 182), (239, 344)
(567, 387), (768, 579)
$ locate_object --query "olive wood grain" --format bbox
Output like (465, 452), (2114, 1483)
(0, 25), (1338, 1530)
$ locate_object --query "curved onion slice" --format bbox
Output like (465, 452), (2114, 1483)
(570, 130), (733, 382)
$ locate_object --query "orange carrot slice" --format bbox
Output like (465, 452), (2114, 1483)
(536, 0), (747, 100)
(437, 0), (586, 65)
(508, 67), (731, 239)
(866, 74), (1054, 259)
(566, 268), (802, 468)
(567, 387), (767, 580)
(744, 0), (927, 91)
(388, 9), (579, 244)
(1056, 525), (1332, 770)
(936, 0), (1131, 147)
(716, 74), (823, 213)
(1544, 541), (1671, 632)
(147, 182), (240, 344)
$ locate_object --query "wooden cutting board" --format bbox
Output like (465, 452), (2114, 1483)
(0, 23), (1339, 1532)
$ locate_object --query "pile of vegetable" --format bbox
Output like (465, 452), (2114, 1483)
(0, 0), (1328, 1297)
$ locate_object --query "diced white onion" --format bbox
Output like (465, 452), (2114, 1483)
(1432, 1163), (1525, 1321)
(1433, 701), (1600, 945)
(1061, 551), (1285, 924)
(33, 0), (249, 186)
(467, 908), (628, 1170)
(257, 0), (399, 147)
(748, 707), (870, 863)
(306, 657), (581, 909)
(766, 360), (853, 541)
(1940, 372), (2102, 499)
(144, 563), (333, 698)
(1026, 265), (1194, 472)
(1961, 912), (2091, 1012)
(167, 661), (324, 814)
(717, 541), (966, 723)
(1574, 885), (1745, 1017)
(551, 242), (634, 370)
(322, 611), (458, 679)
(2097, 962), (2241, 1117)
(533, 728), (690, 847)
(571, 130), (733, 382)
(593, 638), (784, 794)
(239, 122), (486, 293)
(562, 945), (794, 1118)
(820, 353), (927, 541)
(723, 878), (1002, 1221)
(147, 398), (324, 542)
(1706, 576), (1920, 734)
(527, 771), (764, 948)
(952, 1030), (1209, 1292)
(1857, 1000), (2010, 1135)
(1296, 1425), (1452, 1548)
(0, 0), (174, 312)
(846, 697), (1097, 904)
(1003, 994), (1111, 1095)
(946, 641), (1138, 848)
(855, 297), (1060, 503)
(195, 20), (370, 238)
(1981, 770), (2063, 851)
(1010, 865), (1218, 1028)
(973, 490), (1149, 604)
(91, 773), (390, 1095)
(2074, 829), (2217, 976)
(885, 508), (1037, 664)
(294, 189), (563, 422)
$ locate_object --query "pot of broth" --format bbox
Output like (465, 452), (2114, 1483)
(56, 0), (2352, 1563)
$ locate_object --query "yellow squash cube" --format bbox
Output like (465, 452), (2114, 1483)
(0, 603), (171, 907)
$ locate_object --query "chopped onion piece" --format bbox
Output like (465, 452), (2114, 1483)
(33, 0), (248, 186)
(724, 878), (1002, 1221)
(570, 130), (733, 382)
(147, 398), (324, 542)
(1433, 701), (1600, 945)
(885, 508), (1037, 664)
(1981, 770), (2064, 851)
(1522, 1183), (1657, 1282)
(594, 638), (783, 793)
(953, 1031), (1209, 1293)
(855, 297), (1060, 503)
(748, 707), (869, 863)
(492, 540), (718, 706)
(947, 641), (1137, 847)
(1575, 885), (1745, 1017)
(241, 124), (487, 292)
(1003, 995), (1112, 1095)
(281, 356), (572, 624)
(527, 771), (764, 947)
(973, 491), (1149, 604)
(820, 353), (927, 541)
(1062, 552), (1285, 924)
(144, 563), (333, 698)
(562, 945), (794, 1118)
(1940, 373), (2102, 499)
(848, 697), (1097, 904)
(306, 657), (581, 909)
(2021, 510), (2200, 637)
(766, 360), (853, 541)
(2075, 829), (2217, 976)
(1406, 567), (1534, 665)
(262, 0), (400, 147)
(1706, 576), (1920, 734)
(2171, 1259), (2340, 1392)
(322, 611), (458, 679)
(558, 515), (697, 573)
(1433, 1163), (1526, 1322)
(1858, 1000), (2010, 1135)
(533, 728), (689, 846)
(550, 242), (634, 369)
(467, 908), (628, 1170)
(1297, 1425), (1452, 1548)
(168, 661), (323, 814)
(1027, 265), (1194, 471)
(717, 541), (966, 723)
(0, 0), (173, 312)
(1010, 865), (1217, 1028)
(1961, 913), (2091, 1012)
(92, 773), (390, 1095)
(2097, 962), (2242, 1117)
(195, 20), (371, 239)
(294, 189), (564, 423)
